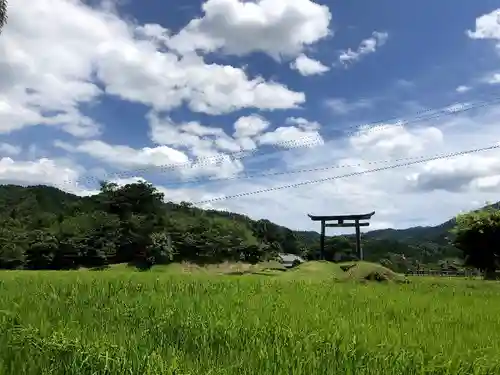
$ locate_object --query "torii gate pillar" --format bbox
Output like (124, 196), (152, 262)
(308, 212), (375, 261)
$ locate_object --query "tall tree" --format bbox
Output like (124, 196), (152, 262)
(451, 208), (500, 280)
(0, 0), (7, 33)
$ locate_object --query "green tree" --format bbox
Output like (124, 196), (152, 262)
(0, 225), (26, 269)
(323, 236), (355, 262)
(0, 0), (7, 33)
(25, 230), (58, 269)
(451, 208), (500, 280)
(146, 231), (175, 265)
(98, 181), (164, 219)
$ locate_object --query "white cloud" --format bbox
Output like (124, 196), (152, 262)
(148, 113), (254, 156)
(149, 112), (324, 156)
(324, 97), (373, 115)
(0, 143), (21, 156)
(257, 121), (324, 149)
(233, 115), (270, 138)
(339, 31), (388, 66)
(456, 85), (471, 93)
(55, 111), (328, 184)
(290, 54), (330, 76)
(470, 175), (500, 191)
(148, 114), (250, 179)
(0, 157), (85, 192)
(286, 117), (321, 131)
(350, 125), (444, 159)
(487, 73), (500, 84)
(55, 140), (189, 169)
(467, 9), (500, 44)
(406, 154), (500, 193)
(56, 137), (247, 184)
(0, 0), (306, 140)
(97, 47), (305, 114)
(166, 0), (332, 59)
(0, 0), (105, 137)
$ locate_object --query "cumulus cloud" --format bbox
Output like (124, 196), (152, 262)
(148, 113), (253, 157)
(55, 138), (246, 183)
(456, 85), (471, 93)
(338, 31), (388, 66)
(0, 157), (86, 192)
(148, 114), (249, 179)
(468, 10), (500, 87)
(486, 73), (500, 84)
(406, 154), (500, 193)
(257, 118), (324, 148)
(0, 0), (305, 141)
(290, 54), (330, 76)
(286, 117), (321, 131)
(467, 8), (500, 44)
(54, 140), (189, 169)
(233, 115), (270, 138)
(166, 0), (332, 59)
(97, 47), (305, 114)
(350, 125), (444, 158)
(0, 143), (21, 156)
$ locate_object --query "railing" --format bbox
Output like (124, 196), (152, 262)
(405, 270), (480, 277)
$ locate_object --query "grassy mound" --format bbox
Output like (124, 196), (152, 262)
(84, 261), (408, 283)
(278, 261), (345, 280)
(283, 261), (409, 283)
(149, 261), (287, 275)
(339, 262), (409, 283)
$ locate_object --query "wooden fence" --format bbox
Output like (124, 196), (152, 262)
(405, 270), (480, 277)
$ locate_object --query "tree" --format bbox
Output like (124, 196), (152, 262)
(0, 0), (7, 33)
(98, 180), (164, 219)
(0, 226), (26, 269)
(25, 230), (58, 269)
(323, 236), (355, 262)
(451, 208), (500, 280)
(145, 231), (175, 265)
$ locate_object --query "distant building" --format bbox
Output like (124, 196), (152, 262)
(278, 253), (305, 268)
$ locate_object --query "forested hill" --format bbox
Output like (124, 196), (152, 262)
(0, 183), (467, 271)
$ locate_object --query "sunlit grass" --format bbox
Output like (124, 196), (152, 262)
(1, 269), (500, 374)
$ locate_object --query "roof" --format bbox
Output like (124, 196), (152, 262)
(278, 253), (305, 263)
(307, 211), (375, 221)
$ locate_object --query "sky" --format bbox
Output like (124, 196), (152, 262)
(2, 0), (500, 233)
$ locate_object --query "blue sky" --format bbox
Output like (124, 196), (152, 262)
(2, 0), (500, 231)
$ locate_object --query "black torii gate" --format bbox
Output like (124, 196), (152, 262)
(308, 212), (375, 261)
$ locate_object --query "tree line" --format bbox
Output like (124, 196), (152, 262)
(0, 182), (498, 277)
(0, 182), (275, 269)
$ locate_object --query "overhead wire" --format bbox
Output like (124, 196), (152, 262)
(70, 94), (500, 187)
(193, 144), (500, 204)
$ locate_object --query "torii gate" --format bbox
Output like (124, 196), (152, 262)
(308, 212), (375, 261)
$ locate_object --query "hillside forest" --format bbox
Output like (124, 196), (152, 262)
(0, 182), (472, 272)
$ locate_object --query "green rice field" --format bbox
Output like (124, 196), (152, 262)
(0, 262), (499, 374)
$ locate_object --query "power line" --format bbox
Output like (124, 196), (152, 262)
(72, 94), (500, 187)
(193, 144), (500, 205)
(158, 151), (464, 186)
